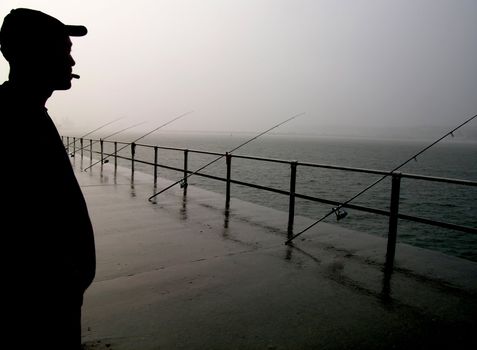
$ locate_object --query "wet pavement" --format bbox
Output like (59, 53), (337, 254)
(73, 157), (477, 350)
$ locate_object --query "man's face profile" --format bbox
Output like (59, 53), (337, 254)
(7, 34), (77, 91)
(35, 36), (76, 91)
(0, 8), (87, 92)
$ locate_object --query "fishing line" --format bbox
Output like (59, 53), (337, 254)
(69, 121), (148, 156)
(285, 113), (477, 244)
(83, 111), (193, 171)
(64, 116), (125, 151)
(148, 112), (305, 201)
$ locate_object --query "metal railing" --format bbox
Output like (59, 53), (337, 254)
(64, 136), (477, 264)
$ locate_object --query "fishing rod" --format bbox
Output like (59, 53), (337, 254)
(148, 112), (305, 201)
(285, 113), (477, 245)
(69, 121), (148, 156)
(65, 116), (124, 151)
(84, 111), (193, 171)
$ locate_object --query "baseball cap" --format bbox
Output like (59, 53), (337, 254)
(0, 8), (87, 58)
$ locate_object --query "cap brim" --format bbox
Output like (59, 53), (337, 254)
(66, 25), (87, 37)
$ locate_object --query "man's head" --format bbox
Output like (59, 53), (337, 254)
(0, 8), (87, 91)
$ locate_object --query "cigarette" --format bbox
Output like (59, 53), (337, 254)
(72, 74), (80, 79)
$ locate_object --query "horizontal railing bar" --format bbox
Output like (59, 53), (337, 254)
(97, 152), (230, 184)
(229, 179), (290, 196)
(151, 145), (222, 156)
(90, 147), (477, 192)
(99, 150), (294, 195)
(400, 173), (477, 186)
(100, 151), (228, 182)
(80, 137), (477, 187)
(96, 138), (382, 167)
(397, 213), (477, 234)
(157, 164), (229, 183)
(98, 138), (223, 155)
(298, 162), (391, 176)
(98, 140), (130, 147)
(82, 147), (477, 234)
(95, 138), (292, 159)
(295, 192), (389, 216)
(294, 192), (476, 234)
(151, 163), (291, 194)
(96, 139), (292, 162)
(228, 154), (292, 165)
(295, 193), (475, 234)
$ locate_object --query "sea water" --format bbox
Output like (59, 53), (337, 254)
(95, 132), (477, 262)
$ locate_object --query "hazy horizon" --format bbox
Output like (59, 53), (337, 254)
(1, 0), (476, 141)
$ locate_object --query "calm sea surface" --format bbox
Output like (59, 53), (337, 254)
(92, 132), (477, 262)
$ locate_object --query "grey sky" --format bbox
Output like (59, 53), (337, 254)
(1, 0), (476, 139)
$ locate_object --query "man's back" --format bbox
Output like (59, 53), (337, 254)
(1, 80), (95, 290)
(1, 80), (95, 348)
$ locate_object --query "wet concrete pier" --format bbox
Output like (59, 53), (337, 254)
(74, 158), (477, 350)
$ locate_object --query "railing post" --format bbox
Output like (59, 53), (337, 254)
(66, 136), (70, 153)
(154, 146), (158, 185)
(288, 161), (298, 237)
(89, 139), (93, 160)
(72, 137), (76, 156)
(226, 152), (232, 208)
(80, 138), (84, 158)
(114, 141), (118, 170)
(385, 172), (401, 273)
(131, 142), (136, 174)
(100, 139), (104, 165)
(182, 149), (189, 190)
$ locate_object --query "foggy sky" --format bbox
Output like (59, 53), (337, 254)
(1, 0), (476, 140)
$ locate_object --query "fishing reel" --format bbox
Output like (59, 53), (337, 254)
(333, 207), (348, 221)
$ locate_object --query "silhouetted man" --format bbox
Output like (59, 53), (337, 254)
(0, 8), (95, 349)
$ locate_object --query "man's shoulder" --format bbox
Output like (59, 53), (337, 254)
(0, 82), (15, 124)
(0, 81), (10, 92)
(0, 81), (13, 106)
(0, 82), (39, 136)
(0, 81), (8, 96)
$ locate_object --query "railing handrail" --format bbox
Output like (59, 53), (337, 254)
(99, 150), (477, 234)
(63, 134), (477, 269)
(74, 136), (477, 187)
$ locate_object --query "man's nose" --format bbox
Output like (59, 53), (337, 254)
(69, 55), (76, 67)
